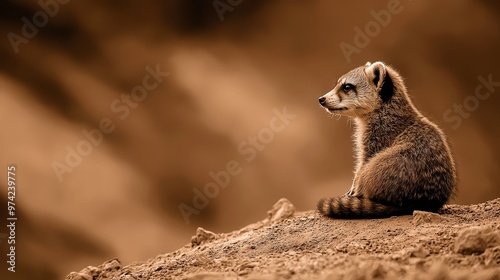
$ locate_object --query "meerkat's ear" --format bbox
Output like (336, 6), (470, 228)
(364, 61), (387, 91)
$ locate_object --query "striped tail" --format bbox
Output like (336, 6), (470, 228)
(317, 196), (412, 219)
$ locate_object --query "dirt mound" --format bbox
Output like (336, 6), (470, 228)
(66, 198), (500, 280)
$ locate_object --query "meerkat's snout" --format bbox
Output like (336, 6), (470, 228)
(319, 90), (348, 114)
(318, 90), (337, 108)
(318, 96), (327, 106)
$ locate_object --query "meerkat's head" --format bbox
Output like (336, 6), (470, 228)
(318, 61), (394, 118)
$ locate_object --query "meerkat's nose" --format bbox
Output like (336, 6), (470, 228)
(318, 96), (326, 105)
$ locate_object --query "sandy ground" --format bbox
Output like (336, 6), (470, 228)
(66, 198), (500, 280)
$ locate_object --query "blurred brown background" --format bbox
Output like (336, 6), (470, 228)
(0, 0), (499, 279)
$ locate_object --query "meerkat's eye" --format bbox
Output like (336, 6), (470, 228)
(342, 84), (354, 92)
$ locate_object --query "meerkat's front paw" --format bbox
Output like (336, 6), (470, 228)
(344, 189), (354, 196)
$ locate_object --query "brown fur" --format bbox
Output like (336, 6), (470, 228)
(317, 62), (457, 219)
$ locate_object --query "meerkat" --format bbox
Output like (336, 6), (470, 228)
(317, 61), (457, 218)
